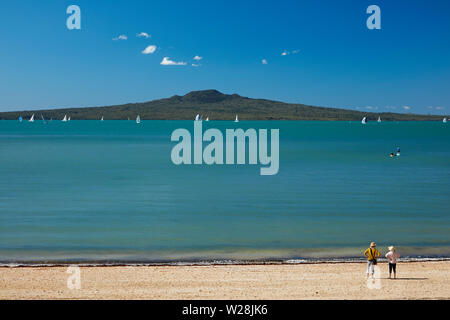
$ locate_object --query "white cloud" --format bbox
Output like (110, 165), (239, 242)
(402, 106), (411, 110)
(193, 55), (203, 60)
(435, 106), (444, 110)
(161, 57), (187, 66)
(262, 59), (268, 65)
(366, 106), (373, 110)
(113, 35), (128, 41)
(137, 32), (150, 38)
(282, 49), (300, 56)
(142, 45), (157, 54)
(192, 63), (201, 67)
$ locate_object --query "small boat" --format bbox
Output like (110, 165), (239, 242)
(29, 114), (35, 122)
(377, 116), (381, 123)
(234, 115), (239, 122)
(18, 116), (22, 122)
(62, 115), (68, 122)
(41, 115), (46, 124)
(68, 117), (71, 121)
(101, 116), (104, 121)
(396, 146), (401, 157)
(205, 117), (209, 121)
(136, 115), (141, 124)
(361, 116), (367, 124)
(444, 118), (447, 123)
(195, 114), (201, 121)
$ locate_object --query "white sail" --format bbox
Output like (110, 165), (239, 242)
(62, 115), (67, 122)
(136, 115), (141, 124)
(444, 118), (447, 123)
(235, 114), (239, 122)
(28, 114), (34, 122)
(205, 117), (209, 121)
(361, 116), (367, 124)
(195, 114), (200, 121)
(101, 116), (104, 121)
(377, 116), (381, 123)
(68, 117), (71, 121)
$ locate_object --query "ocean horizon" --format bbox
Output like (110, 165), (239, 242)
(1, 120), (449, 265)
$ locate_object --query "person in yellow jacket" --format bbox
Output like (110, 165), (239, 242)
(364, 242), (381, 278)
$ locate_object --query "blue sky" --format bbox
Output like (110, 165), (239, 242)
(0, 0), (449, 114)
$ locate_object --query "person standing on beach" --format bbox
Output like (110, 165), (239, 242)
(385, 246), (400, 279)
(364, 242), (380, 278)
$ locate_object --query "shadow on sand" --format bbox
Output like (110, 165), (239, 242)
(384, 278), (428, 280)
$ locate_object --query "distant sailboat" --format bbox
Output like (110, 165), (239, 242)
(235, 115), (239, 122)
(195, 114), (201, 121)
(29, 114), (35, 122)
(377, 116), (381, 123)
(101, 116), (104, 121)
(136, 115), (141, 124)
(41, 115), (46, 124)
(62, 115), (67, 122)
(205, 117), (209, 121)
(444, 117), (447, 123)
(361, 116), (367, 124)
(18, 116), (22, 122)
(68, 117), (71, 121)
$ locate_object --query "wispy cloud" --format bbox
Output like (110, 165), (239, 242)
(113, 35), (127, 41)
(161, 57), (187, 66)
(282, 49), (300, 56)
(142, 45), (157, 54)
(402, 105), (411, 111)
(192, 63), (201, 67)
(193, 55), (203, 61)
(428, 106), (445, 110)
(137, 32), (150, 38)
(262, 59), (268, 65)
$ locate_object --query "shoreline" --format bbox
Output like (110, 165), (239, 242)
(2, 257), (450, 268)
(1, 261), (449, 299)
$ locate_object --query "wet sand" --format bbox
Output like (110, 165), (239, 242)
(0, 261), (449, 300)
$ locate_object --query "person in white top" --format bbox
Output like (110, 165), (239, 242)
(385, 246), (400, 279)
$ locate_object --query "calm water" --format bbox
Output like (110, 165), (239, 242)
(0, 120), (449, 264)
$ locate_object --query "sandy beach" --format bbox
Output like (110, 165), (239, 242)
(0, 261), (449, 300)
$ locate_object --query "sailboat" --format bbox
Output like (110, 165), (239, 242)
(101, 116), (104, 121)
(377, 116), (381, 123)
(68, 117), (71, 121)
(234, 115), (239, 122)
(29, 114), (35, 122)
(195, 114), (201, 121)
(18, 116), (22, 122)
(62, 115), (68, 122)
(41, 115), (46, 124)
(444, 117), (447, 123)
(361, 116), (367, 124)
(136, 115), (141, 124)
(205, 117), (209, 121)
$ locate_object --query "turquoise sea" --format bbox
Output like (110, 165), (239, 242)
(0, 120), (449, 264)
